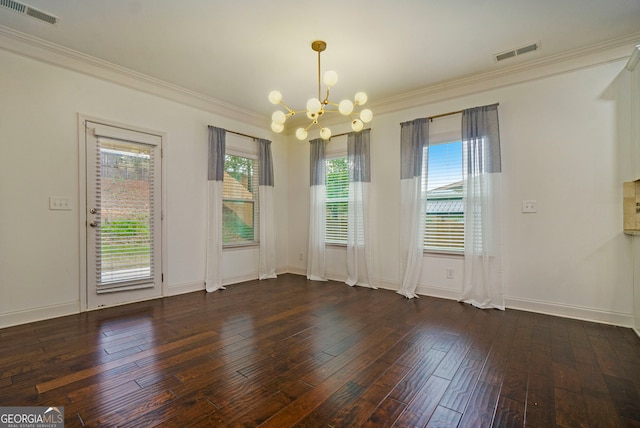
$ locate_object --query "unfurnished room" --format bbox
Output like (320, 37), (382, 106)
(1, 1), (640, 426)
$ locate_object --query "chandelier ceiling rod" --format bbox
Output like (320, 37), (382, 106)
(312, 40), (325, 101)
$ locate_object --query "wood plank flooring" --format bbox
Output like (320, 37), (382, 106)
(1, 273), (640, 427)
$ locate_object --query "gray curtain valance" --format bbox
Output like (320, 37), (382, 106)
(462, 104), (501, 173)
(348, 129), (371, 183)
(400, 118), (429, 180)
(258, 138), (274, 186)
(309, 138), (326, 186)
(207, 126), (226, 181)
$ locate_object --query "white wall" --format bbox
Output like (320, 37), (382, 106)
(0, 49), (288, 327)
(287, 57), (635, 326)
(0, 41), (636, 329)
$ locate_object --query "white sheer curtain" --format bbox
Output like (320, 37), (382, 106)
(205, 126), (225, 292)
(307, 138), (327, 281)
(258, 138), (277, 280)
(460, 104), (504, 309)
(346, 130), (375, 288)
(398, 119), (429, 298)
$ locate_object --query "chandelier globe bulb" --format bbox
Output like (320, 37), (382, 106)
(271, 122), (284, 133)
(295, 128), (308, 140)
(306, 98), (322, 114)
(338, 100), (354, 115)
(360, 109), (373, 123)
(320, 127), (332, 140)
(268, 90), (282, 105)
(323, 70), (338, 87)
(354, 92), (368, 105)
(271, 110), (286, 125)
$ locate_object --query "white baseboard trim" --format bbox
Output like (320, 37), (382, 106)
(371, 278), (400, 292)
(285, 266), (306, 276)
(276, 266), (289, 275)
(415, 284), (462, 301)
(2, 274), (634, 331)
(355, 277), (634, 328)
(223, 272), (258, 287)
(0, 301), (79, 329)
(120, 271), (640, 329)
(505, 297), (633, 327)
(371, 278), (461, 301)
(326, 271), (347, 283)
(167, 269), (293, 296)
(166, 281), (205, 296)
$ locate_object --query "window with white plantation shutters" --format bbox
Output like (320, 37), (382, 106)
(222, 154), (259, 246)
(326, 156), (348, 244)
(96, 138), (156, 287)
(423, 140), (465, 252)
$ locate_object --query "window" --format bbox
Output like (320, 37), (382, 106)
(222, 154), (259, 245)
(326, 156), (349, 244)
(424, 141), (464, 252)
(98, 141), (154, 285)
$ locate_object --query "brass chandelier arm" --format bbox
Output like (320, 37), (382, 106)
(278, 101), (296, 115)
(322, 87), (331, 105)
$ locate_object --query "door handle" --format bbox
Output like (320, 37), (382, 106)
(89, 221), (99, 228)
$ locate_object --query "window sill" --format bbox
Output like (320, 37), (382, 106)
(223, 243), (259, 250)
(326, 243), (347, 248)
(423, 249), (464, 258)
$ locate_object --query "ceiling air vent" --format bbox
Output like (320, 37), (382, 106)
(495, 42), (539, 62)
(0, 0), (58, 24)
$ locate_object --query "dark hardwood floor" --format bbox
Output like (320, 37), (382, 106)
(1, 274), (640, 427)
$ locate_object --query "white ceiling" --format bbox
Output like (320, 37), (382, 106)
(1, 0), (640, 121)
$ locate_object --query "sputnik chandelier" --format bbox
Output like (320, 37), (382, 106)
(268, 40), (373, 140)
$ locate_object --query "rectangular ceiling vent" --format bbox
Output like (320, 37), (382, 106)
(1, 0), (58, 24)
(495, 42), (539, 62)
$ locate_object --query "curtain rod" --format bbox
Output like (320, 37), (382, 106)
(328, 128), (372, 139)
(208, 125), (260, 141)
(304, 128), (372, 142)
(208, 125), (372, 141)
(401, 103), (501, 124)
(428, 109), (464, 121)
(429, 103), (500, 120)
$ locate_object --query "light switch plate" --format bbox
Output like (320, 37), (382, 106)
(49, 196), (72, 210)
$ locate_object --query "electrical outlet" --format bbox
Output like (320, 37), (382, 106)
(298, 252), (303, 261)
(446, 268), (454, 279)
(522, 200), (537, 213)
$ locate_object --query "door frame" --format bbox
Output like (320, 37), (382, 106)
(77, 113), (168, 312)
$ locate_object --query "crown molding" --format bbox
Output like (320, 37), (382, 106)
(2, 24), (638, 133)
(0, 25), (266, 127)
(370, 31), (640, 116)
(284, 32), (640, 133)
(626, 43), (640, 71)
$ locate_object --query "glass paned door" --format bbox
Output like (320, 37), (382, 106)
(85, 121), (162, 309)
